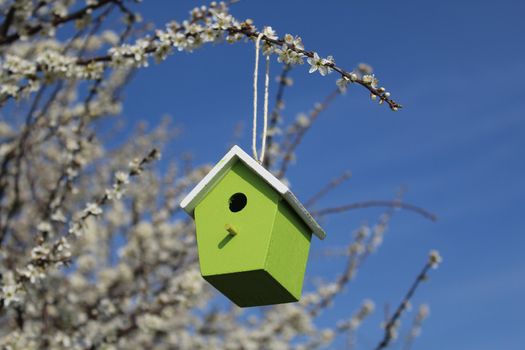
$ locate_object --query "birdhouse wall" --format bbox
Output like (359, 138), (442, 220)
(265, 199), (312, 301)
(194, 160), (280, 276)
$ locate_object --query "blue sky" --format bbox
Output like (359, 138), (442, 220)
(113, 1), (525, 349)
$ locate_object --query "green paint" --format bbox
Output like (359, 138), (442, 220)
(194, 160), (313, 307)
(204, 270), (297, 307)
(265, 200), (311, 300)
(195, 161), (279, 275)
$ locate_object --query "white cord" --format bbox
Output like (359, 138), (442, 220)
(252, 33), (263, 162)
(259, 54), (270, 165)
(252, 33), (270, 165)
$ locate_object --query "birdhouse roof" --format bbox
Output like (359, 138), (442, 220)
(180, 145), (326, 240)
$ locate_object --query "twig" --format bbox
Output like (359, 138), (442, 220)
(310, 246), (360, 317)
(312, 200), (437, 222)
(402, 304), (429, 350)
(277, 88), (340, 178)
(305, 170), (352, 208)
(229, 26), (401, 110)
(373, 260), (434, 350)
(0, 6), (15, 39)
(0, 0), (116, 45)
(309, 207), (395, 317)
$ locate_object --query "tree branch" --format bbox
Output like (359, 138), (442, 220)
(0, 0), (115, 46)
(229, 26), (401, 110)
(305, 170), (352, 208)
(312, 200), (437, 222)
(76, 23), (400, 110)
(374, 260), (434, 350)
(0, 6), (15, 39)
(277, 88), (340, 178)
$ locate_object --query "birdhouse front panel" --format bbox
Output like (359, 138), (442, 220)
(194, 160), (280, 276)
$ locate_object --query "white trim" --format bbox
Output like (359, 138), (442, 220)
(180, 145), (326, 240)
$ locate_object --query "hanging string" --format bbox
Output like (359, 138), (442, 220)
(252, 33), (270, 165)
(252, 33), (262, 162)
(260, 53), (270, 164)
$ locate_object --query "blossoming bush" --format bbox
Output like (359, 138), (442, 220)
(0, 1), (440, 349)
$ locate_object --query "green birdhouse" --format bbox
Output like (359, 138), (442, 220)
(180, 145), (326, 307)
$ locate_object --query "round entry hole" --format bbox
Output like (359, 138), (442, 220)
(229, 193), (247, 212)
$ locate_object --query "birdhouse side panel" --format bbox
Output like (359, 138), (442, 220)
(194, 160), (281, 277)
(265, 200), (312, 300)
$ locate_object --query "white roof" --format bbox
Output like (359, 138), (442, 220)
(180, 145), (326, 240)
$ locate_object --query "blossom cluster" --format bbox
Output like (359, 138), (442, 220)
(1, 0), (399, 110)
(1, 50), (105, 99)
(337, 299), (375, 332)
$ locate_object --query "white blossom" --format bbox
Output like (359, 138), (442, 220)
(307, 52), (329, 76)
(213, 12), (233, 30)
(296, 113), (310, 128)
(2, 284), (21, 306)
(323, 55), (335, 74)
(336, 76), (350, 93)
(115, 171), (130, 185)
(320, 329), (335, 343)
(284, 34), (304, 50)
(2, 54), (36, 76)
(31, 246), (50, 260)
(263, 26), (278, 40)
(50, 209), (67, 223)
(362, 74), (379, 87)
(429, 249), (442, 268)
(276, 45), (304, 65)
(84, 202), (103, 216)
(19, 264), (46, 283)
(0, 84), (19, 97)
(37, 221), (52, 233)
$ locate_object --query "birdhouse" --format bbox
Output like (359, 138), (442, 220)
(180, 145), (326, 307)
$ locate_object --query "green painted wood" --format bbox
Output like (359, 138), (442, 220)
(265, 200), (312, 300)
(195, 161), (279, 275)
(194, 159), (313, 307)
(204, 270), (297, 307)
